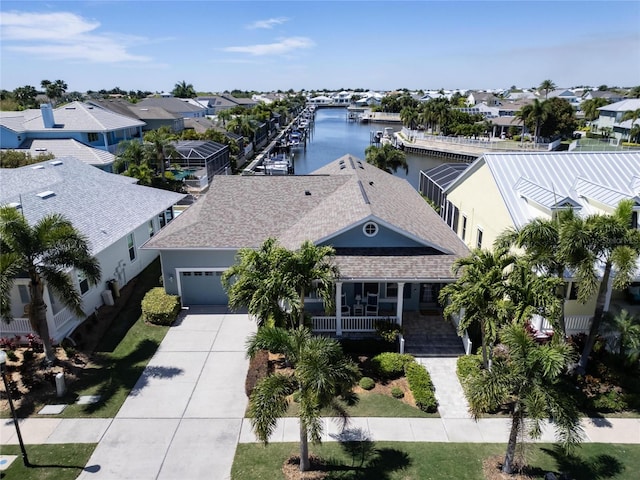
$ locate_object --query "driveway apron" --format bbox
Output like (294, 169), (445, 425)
(77, 309), (256, 480)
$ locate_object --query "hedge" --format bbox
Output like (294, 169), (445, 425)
(141, 287), (181, 325)
(405, 362), (437, 413)
(245, 349), (270, 397)
(371, 352), (414, 379)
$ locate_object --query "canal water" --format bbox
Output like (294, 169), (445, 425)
(292, 107), (446, 191)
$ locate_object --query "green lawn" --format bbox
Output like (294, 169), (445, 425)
(0, 444), (96, 480)
(232, 442), (640, 480)
(284, 393), (435, 418)
(56, 260), (169, 418)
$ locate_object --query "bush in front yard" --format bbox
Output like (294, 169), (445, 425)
(456, 354), (483, 382)
(391, 386), (404, 399)
(245, 349), (270, 398)
(359, 376), (375, 390)
(405, 362), (437, 413)
(141, 287), (181, 326)
(371, 352), (414, 379)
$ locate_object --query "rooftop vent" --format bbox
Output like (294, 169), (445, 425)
(64, 106), (76, 110)
(36, 191), (55, 199)
(50, 160), (63, 166)
(369, 181), (374, 186)
(8, 202), (21, 209)
(31, 165), (45, 170)
(340, 164), (346, 170)
(35, 148), (48, 152)
(304, 190), (311, 196)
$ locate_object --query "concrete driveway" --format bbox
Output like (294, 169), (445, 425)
(77, 308), (256, 480)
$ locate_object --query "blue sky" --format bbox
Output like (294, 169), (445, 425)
(1, 1), (639, 93)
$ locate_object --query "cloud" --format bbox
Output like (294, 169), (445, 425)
(246, 17), (289, 29)
(0, 11), (151, 63)
(223, 37), (315, 56)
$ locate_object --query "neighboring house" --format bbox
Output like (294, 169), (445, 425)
(442, 151), (640, 333)
(466, 91), (500, 106)
(581, 90), (625, 104)
(137, 97), (207, 118)
(0, 156), (184, 342)
(86, 98), (185, 133)
(21, 138), (116, 171)
(0, 102), (145, 155)
(143, 154), (470, 338)
(506, 91), (537, 101)
(307, 95), (333, 105)
(172, 140), (230, 183)
(595, 99), (640, 141)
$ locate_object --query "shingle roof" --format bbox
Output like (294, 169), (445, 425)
(144, 154), (469, 279)
(446, 151), (640, 228)
(138, 97), (207, 114)
(21, 139), (116, 166)
(0, 156), (184, 255)
(21, 102), (144, 132)
(87, 99), (181, 121)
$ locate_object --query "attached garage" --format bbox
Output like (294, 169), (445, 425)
(179, 270), (228, 306)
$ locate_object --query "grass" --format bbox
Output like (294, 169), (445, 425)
(0, 444), (97, 480)
(55, 259), (169, 418)
(232, 442), (640, 480)
(284, 393), (434, 418)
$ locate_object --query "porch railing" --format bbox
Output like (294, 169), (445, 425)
(541, 315), (592, 336)
(450, 310), (472, 355)
(0, 317), (31, 337)
(312, 315), (397, 333)
(54, 308), (76, 331)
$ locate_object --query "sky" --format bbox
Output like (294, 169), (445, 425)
(1, 0), (639, 94)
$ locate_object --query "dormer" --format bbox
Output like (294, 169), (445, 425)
(515, 177), (581, 217)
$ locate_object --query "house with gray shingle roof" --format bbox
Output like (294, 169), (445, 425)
(137, 97), (207, 118)
(0, 102), (145, 160)
(0, 156), (185, 343)
(86, 98), (185, 133)
(143, 154), (469, 338)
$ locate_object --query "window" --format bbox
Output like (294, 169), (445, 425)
(363, 221), (378, 237)
(354, 282), (379, 298)
(158, 209), (174, 229)
(461, 215), (467, 241)
(127, 233), (136, 261)
(18, 284), (30, 304)
(568, 282), (580, 300)
(148, 220), (155, 237)
(87, 132), (99, 142)
(476, 227), (483, 249)
(78, 271), (89, 295)
(632, 211), (638, 230)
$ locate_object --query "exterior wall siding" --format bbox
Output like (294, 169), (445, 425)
(159, 250), (238, 296)
(321, 223), (425, 248)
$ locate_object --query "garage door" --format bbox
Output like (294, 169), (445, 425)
(179, 271), (228, 306)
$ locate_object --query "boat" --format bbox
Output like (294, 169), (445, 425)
(257, 153), (294, 175)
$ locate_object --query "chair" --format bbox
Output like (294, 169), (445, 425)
(365, 293), (378, 316)
(341, 293), (350, 316)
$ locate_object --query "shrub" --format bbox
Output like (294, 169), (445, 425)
(25, 333), (44, 353)
(591, 389), (628, 412)
(405, 362), (437, 413)
(359, 376), (375, 390)
(6, 350), (18, 362)
(375, 319), (403, 343)
(245, 349), (270, 397)
(371, 352), (414, 379)
(456, 354), (482, 382)
(141, 287), (181, 326)
(391, 386), (404, 399)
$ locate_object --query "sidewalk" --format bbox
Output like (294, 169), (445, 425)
(2, 311), (639, 480)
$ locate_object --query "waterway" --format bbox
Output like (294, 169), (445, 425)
(292, 107), (447, 191)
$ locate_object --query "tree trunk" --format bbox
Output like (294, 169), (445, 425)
(298, 288), (305, 328)
(502, 409), (522, 474)
(480, 321), (488, 369)
(299, 419), (310, 471)
(556, 267), (567, 340)
(577, 261), (612, 374)
(28, 276), (56, 364)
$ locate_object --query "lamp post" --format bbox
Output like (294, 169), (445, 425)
(0, 350), (30, 467)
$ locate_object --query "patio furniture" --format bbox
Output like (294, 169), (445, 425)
(341, 293), (351, 315)
(365, 293), (379, 316)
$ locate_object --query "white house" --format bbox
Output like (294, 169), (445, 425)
(0, 156), (184, 343)
(595, 99), (640, 141)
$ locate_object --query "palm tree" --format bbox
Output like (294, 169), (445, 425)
(282, 241), (339, 328)
(172, 80), (196, 98)
(621, 109), (640, 141)
(400, 106), (419, 130)
(0, 207), (101, 364)
(246, 326), (360, 472)
(495, 211), (580, 339)
(364, 143), (408, 174)
(560, 199), (640, 373)
(580, 97), (610, 122)
(466, 324), (582, 474)
(217, 109), (232, 127)
(539, 79), (556, 99)
(600, 309), (640, 365)
(439, 248), (517, 369)
(40, 79), (68, 106)
(114, 139), (148, 173)
(222, 238), (294, 328)
(144, 126), (177, 176)
(515, 99), (548, 142)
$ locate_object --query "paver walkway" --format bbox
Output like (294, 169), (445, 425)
(2, 309), (640, 480)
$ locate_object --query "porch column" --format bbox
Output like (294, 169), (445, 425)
(335, 281), (343, 337)
(395, 282), (405, 326)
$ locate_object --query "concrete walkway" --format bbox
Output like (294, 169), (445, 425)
(2, 310), (640, 480)
(417, 357), (470, 418)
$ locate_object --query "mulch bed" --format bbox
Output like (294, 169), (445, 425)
(282, 455), (329, 480)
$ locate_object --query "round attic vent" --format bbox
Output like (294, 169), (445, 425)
(363, 221), (378, 237)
